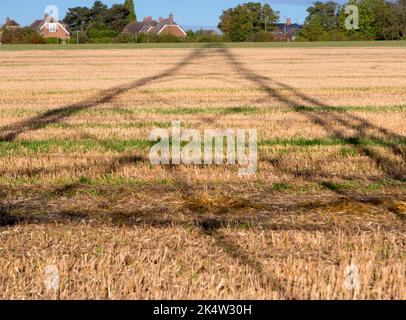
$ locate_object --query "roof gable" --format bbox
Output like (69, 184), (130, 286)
(149, 19), (183, 35)
(124, 14), (185, 36)
(2, 19), (20, 29)
(155, 24), (187, 36)
(124, 21), (158, 34)
(40, 21), (70, 36)
(30, 19), (44, 31)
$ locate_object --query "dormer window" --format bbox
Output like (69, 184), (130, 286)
(48, 23), (57, 33)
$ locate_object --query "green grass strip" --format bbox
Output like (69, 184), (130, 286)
(0, 136), (404, 157)
(1, 41), (406, 51)
(261, 137), (406, 147)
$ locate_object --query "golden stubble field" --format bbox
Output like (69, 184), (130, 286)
(0, 46), (405, 299)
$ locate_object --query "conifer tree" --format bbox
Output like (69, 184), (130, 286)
(124, 0), (136, 22)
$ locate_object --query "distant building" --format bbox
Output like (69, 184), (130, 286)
(124, 16), (158, 35)
(273, 18), (301, 42)
(1, 17), (20, 31)
(30, 14), (70, 41)
(124, 13), (186, 38)
(0, 17), (21, 44)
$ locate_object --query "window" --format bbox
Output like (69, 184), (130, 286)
(48, 23), (57, 33)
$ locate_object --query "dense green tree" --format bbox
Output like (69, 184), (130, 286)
(338, 0), (398, 40)
(124, 0), (137, 22)
(89, 0), (109, 23)
(63, 1), (131, 40)
(63, 6), (91, 31)
(298, 1), (342, 41)
(306, 1), (340, 30)
(0, 27), (45, 44)
(218, 2), (279, 41)
(381, 0), (406, 39)
(86, 20), (117, 40)
(105, 4), (130, 32)
(298, 0), (406, 41)
(356, 0), (391, 39)
(397, 0), (406, 38)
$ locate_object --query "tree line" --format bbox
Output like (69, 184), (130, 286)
(298, 0), (406, 41)
(63, 0), (135, 43)
(0, 0), (136, 44)
(219, 0), (406, 41)
(1, 0), (406, 44)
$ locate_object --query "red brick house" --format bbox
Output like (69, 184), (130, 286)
(1, 17), (20, 31)
(30, 14), (70, 41)
(124, 16), (158, 35)
(0, 17), (21, 44)
(273, 18), (302, 42)
(124, 13), (186, 38)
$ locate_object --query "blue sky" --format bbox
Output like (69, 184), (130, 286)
(0, 0), (347, 27)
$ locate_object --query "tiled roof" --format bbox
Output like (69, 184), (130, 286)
(124, 16), (185, 36)
(124, 20), (158, 34)
(30, 18), (70, 33)
(149, 19), (178, 35)
(30, 19), (44, 31)
(124, 22), (144, 34)
(274, 23), (302, 32)
(1, 19), (20, 29)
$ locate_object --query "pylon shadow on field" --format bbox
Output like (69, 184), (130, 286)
(216, 47), (406, 181)
(0, 45), (213, 213)
(1, 45), (405, 299)
(1, 45), (288, 298)
(0, 45), (214, 213)
(0, 153), (147, 211)
(0, 45), (213, 142)
(0, 45), (211, 223)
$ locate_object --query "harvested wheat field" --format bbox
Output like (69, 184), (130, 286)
(0, 45), (405, 299)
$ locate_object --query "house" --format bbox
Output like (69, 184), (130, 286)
(30, 14), (70, 41)
(0, 17), (21, 44)
(273, 18), (301, 42)
(124, 16), (158, 35)
(124, 13), (186, 38)
(1, 17), (20, 31)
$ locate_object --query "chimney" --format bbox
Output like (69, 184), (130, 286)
(159, 17), (164, 23)
(143, 16), (152, 22)
(169, 13), (174, 25)
(286, 17), (292, 26)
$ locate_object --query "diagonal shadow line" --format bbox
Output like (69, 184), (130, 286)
(255, 75), (405, 143)
(1, 162), (296, 298)
(217, 47), (403, 143)
(270, 79), (406, 159)
(0, 153), (148, 211)
(158, 172), (296, 299)
(217, 47), (406, 180)
(0, 155), (144, 178)
(0, 45), (215, 210)
(1, 46), (403, 299)
(198, 222), (294, 299)
(0, 45), (215, 209)
(0, 47), (213, 204)
(0, 45), (213, 142)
